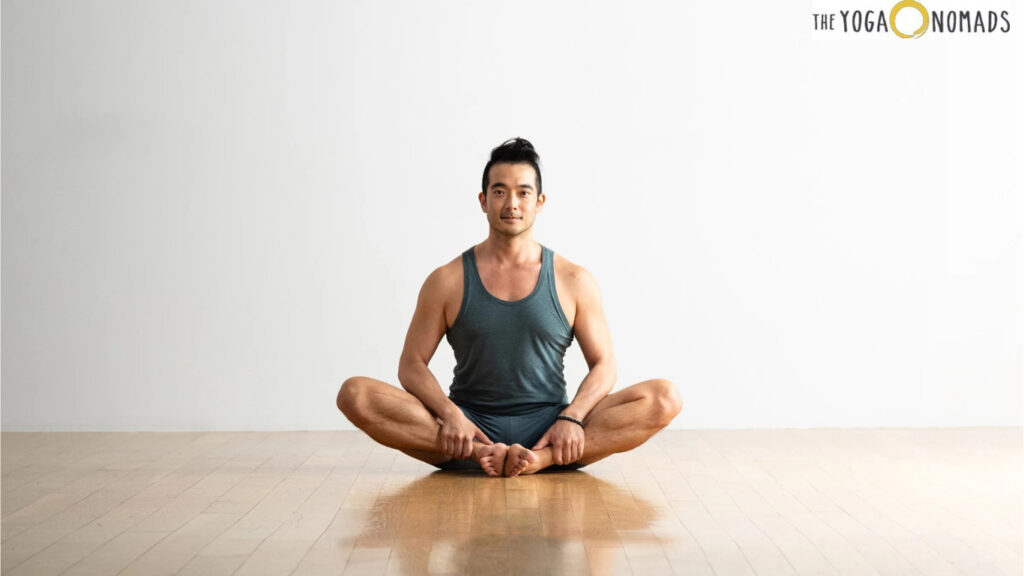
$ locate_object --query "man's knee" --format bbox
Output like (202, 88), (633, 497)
(649, 378), (682, 427)
(337, 377), (371, 425)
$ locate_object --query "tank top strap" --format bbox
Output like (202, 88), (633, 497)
(540, 245), (554, 286)
(541, 245), (572, 333)
(455, 248), (477, 324)
(462, 247), (479, 287)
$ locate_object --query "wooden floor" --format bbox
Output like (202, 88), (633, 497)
(1, 429), (1021, 576)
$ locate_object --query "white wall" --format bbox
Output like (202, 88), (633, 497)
(2, 0), (1020, 431)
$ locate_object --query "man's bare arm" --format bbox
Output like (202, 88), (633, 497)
(533, 265), (616, 464)
(396, 268), (455, 417)
(397, 266), (491, 458)
(563, 266), (617, 421)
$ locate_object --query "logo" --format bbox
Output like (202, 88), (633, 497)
(890, 0), (929, 38)
(812, 1), (1011, 38)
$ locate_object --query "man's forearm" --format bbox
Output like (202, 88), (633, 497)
(397, 361), (461, 420)
(562, 361), (616, 421)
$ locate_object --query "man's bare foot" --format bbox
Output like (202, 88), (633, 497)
(504, 444), (541, 477)
(473, 442), (508, 477)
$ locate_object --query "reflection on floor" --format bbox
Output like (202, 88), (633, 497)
(351, 470), (663, 575)
(1, 428), (1021, 575)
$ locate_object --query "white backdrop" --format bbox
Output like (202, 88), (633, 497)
(2, 0), (1021, 431)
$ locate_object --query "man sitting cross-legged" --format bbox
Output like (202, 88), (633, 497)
(337, 138), (682, 476)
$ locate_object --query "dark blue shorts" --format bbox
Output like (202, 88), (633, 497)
(436, 402), (583, 471)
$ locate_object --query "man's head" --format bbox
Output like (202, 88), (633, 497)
(478, 138), (545, 238)
(481, 137), (542, 197)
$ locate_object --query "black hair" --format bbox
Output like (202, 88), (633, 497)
(481, 137), (542, 195)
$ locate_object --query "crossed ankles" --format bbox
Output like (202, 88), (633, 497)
(471, 443), (547, 477)
(504, 444), (541, 476)
(472, 442), (508, 476)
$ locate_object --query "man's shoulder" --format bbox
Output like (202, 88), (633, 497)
(415, 252), (464, 297)
(423, 254), (464, 292)
(552, 251), (599, 295)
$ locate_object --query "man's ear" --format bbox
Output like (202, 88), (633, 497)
(478, 191), (487, 212)
(536, 192), (546, 211)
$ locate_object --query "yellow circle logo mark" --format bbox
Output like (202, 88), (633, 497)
(890, 0), (929, 38)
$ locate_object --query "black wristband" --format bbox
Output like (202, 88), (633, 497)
(556, 414), (584, 428)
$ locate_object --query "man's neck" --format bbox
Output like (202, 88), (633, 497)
(478, 233), (541, 266)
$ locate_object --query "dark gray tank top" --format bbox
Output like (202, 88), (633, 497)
(446, 245), (574, 415)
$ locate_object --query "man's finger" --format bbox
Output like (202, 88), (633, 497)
(532, 434), (550, 450)
(474, 429), (493, 445)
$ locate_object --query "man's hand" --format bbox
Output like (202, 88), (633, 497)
(438, 410), (492, 460)
(533, 419), (585, 465)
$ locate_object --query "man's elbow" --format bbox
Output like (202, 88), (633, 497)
(396, 359), (412, 389)
(395, 371), (408, 391)
(396, 356), (424, 391)
(599, 360), (617, 394)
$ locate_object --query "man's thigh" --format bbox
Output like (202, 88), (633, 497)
(339, 376), (453, 466)
(582, 380), (652, 424)
(582, 378), (679, 426)
(340, 376), (430, 419)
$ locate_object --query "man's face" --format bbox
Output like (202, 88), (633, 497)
(479, 162), (545, 238)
